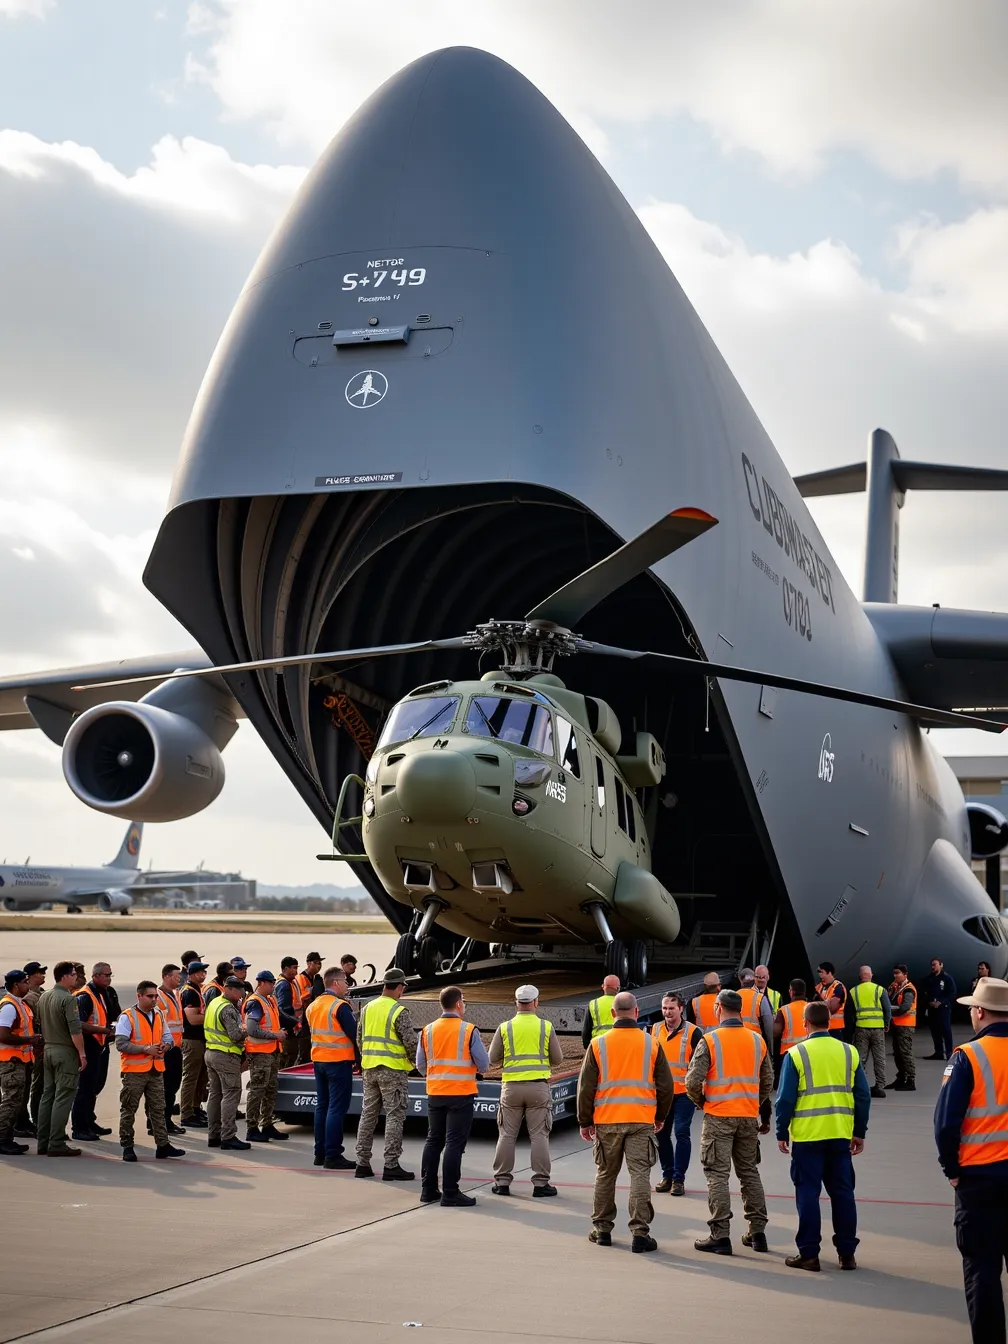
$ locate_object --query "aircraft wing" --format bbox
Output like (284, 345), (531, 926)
(0, 651), (214, 743)
(865, 604), (1008, 710)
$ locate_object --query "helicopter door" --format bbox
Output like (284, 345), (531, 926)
(591, 754), (607, 858)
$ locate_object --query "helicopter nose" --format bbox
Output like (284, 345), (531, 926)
(395, 750), (477, 823)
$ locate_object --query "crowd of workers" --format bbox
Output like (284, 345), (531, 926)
(0, 949), (1005, 1341)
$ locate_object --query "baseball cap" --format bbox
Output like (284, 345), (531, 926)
(306, 951), (324, 962)
(382, 968), (407, 987)
(515, 984), (539, 1003)
(186, 960), (209, 973)
(4, 969), (27, 988)
(256, 970), (276, 983)
(223, 975), (244, 989)
(958, 976), (1008, 1012)
(23, 961), (46, 976)
(231, 957), (251, 969)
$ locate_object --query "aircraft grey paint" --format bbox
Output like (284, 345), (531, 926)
(2, 49), (1007, 988)
(0, 821), (143, 912)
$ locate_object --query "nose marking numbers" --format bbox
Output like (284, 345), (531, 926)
(544, 779), (567, 803)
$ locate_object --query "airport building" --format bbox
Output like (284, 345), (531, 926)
(130, 869), (256, 910)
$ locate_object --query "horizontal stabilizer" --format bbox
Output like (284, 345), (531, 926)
(796, 460), (1008, 499)
(866, 603), (1008, 710)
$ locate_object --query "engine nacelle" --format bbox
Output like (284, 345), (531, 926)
(97, 891), (133, 913)
(62, 677), (237, 823)
(3, 897), (45, 912)
(967, 802), (1008, 860)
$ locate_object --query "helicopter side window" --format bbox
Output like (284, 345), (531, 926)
(376, 695), (460, 749)
(626, 794), (636, 843)
(465, 697), (555, 756)
(594, 756), (606, 810)
(555, 716), (581, 779)
(615, 778), (627, 833)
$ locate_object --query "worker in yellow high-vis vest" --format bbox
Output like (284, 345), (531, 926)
(355, 967), (416, 1181)
(581, 975), (621, 1046)
(849, 965), (892, 1099)
(776, 998), (870, 1273)
(488, 984), (565, 1196)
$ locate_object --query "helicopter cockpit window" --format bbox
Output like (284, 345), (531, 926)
(555, 716), (581, 779)
(465, 697), (555, 756)
(376, 696), (460, 749)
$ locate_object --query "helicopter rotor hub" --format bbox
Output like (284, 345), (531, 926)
(465, 620), (579, 675)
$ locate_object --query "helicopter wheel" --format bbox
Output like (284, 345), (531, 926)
(417, 935), (440, 980)
(394, 932), (417, 977)
(604, 939), (630, 987)
(627, 940), (648, 988)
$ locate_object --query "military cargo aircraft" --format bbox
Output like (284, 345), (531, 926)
(1, 48), (1007, 990)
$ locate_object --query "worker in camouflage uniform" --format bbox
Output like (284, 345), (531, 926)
(0, 970), (42, 1155)
(242, 971), (289, 1142)
(686, 987), (774, 1255)
(355, 968), (416, 1180)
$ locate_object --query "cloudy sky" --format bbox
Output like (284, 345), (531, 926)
(1, 1), (1006, 883)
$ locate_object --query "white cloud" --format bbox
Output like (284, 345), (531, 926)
(896, 208), (1008, 335)
(190, 1), (1008, 191)
(0, 0), (51, 16)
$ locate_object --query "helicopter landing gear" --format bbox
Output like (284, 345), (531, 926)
(627, 939), (648, 988)
(394, 900), (446, 978)
(417, 935), (440, 979)
(66, 904), (82, 914)
(604, 938), (630, 987)
(393, 932), (417, 976)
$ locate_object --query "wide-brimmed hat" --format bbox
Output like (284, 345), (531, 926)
(958, 976), (1008, 1012)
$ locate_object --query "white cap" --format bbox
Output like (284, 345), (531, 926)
(515, 984), (539, 1003)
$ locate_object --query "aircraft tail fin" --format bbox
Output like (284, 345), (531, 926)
(109, 822), (143, 869)
(795, 429), (1008, 604)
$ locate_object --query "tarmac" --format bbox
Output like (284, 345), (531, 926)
(0, 1032), (977, 1343)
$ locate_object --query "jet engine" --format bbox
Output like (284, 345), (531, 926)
(3, 897), (44, 912)
(966, 802), (1008, 860)
(97, 891), (133, 913)
(62, 677), (238, 823)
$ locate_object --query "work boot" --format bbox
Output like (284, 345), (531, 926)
(838, 1253), (858, 1270)
(694, 1236), (732, 1255)
(0, 1140), (29, 1155)
(221, 1138), (252, 1151)
(92, 1124), (111, 1135)
(742, 1232), (768, 1253)
(122, 1146), (137, 1163)
(632, 1235), (658, 1254)
(670, 1180), (685, 1196)
(588, 1229), (612, 1246)
(324, 1154), (355, 1170)
(885, 1077), (903, 1089)
(892, 1081), (916, 1091)
(48, 1145), (82, 1157)
(869, 1086), (887, 1099)
(532, 1184), (558, 1198)
(419, 1188), (441, 1204)
(491, 1182), (511, 1195)
(262, 1125), (289, 1141)
(208, 1136), (221, 1148)
(785, 1253), (820, 1271)
(355, 1163), (375, 1177)
(440, 1191), (476, 1207)
(13, 1124), (35, 1138)
(314, 1153), (325, 1166)
(166, 1121), (187, 1136)
(73, 1129), (101, 1141)
(182, 1114), (207, 1128)
(654, 1177), (673, 1193)
(382, 1163), (415, 1181)
(246, 1126), (269, 1142)
(156, 1143), (185, 1159)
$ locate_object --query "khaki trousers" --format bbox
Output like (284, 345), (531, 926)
(0, 1058), (28, 1141)
(700, 1113), (768, 1240)
(119, 1067), (168, 1148)
(891, 1025), (916, 1083)
(493, 1080), (553, 1187)
(206, 1050), (242, 1141)
(853, 1027), (887, 1089)
(591, 1123), (657, 1237)
(180, 1038), (207, 1117)
(37, 1046), (80, 1153)
(245, 1052), (280, 1130)
(356, 1064), (409, 1167)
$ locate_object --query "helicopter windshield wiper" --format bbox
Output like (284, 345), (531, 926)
(474, 700), (499, 739)
(407, 702), (456, 741)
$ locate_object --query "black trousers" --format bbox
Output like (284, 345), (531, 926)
(422, 1097), (474, 1197)
(162, 1046), (183, 1121)
(70, 1045), (109, 1132)
(955, 1165), (1008, 1344)
(930, 1007), (954, 1059)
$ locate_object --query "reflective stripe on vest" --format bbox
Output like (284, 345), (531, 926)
(704, 1026), (764, 1117)
(295, 973), (313, 1021)
(423, 1016), (478, 1096)
(957, 1036), (1008, 1167)
(75, 985), (108, 1048)
(592, 1027), (659, 1124)
(305, 993), (355, 1062)
(790, 1035), (856, 1142)
(780, 1001), (808, 1052)
(157, 988), (183, 1046)
(891, 981), (917, 1028)
(242, 992), (281, 1054)
(120, 1007), (167, 1073)
(851, 982), (885, 1029)
(588, 995), (615, 1039)
(203, 996), (242, 1055)
(691, 994), (719, 1033)
(737, 988), (765, 1034)
(652, 1020), (694, 1094)
(815, 981), (846, 1031)
(501, 1014), (552, 1082)
(764, 987), (781, 1013)
(360, 995), (411, 1071)
(0, 994), (34, 1063)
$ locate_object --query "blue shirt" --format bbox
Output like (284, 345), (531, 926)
(934, 1021), (1008, 1179)
(775, 1032), (871, 1141)
(415, 1013), (490, 1075)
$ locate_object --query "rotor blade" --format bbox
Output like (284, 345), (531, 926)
(525, 507), (718, 627)
(71, 636), (472, 692)
(578, 640), (1008, 734)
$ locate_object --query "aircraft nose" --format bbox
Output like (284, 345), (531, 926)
(395, 750), (477, 824)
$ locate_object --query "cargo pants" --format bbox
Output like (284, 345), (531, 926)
(246, 1053), (280, 1130)
(120, 1067), (168, 1149)
(180, 1038), (207, 1118)
(891, 1026), (916, 1084)
(853, 1027), (887, 1090)
(494, 1080), (553, 1187)
(0, 1058), (28, 1142)
(591, 1122), (657, 1237)
(356, 1064), (408, 1168)
(206, 1050), (242, 1142)
(36, 1046), (81, 1154)
(700, 1113), (768, 1240)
